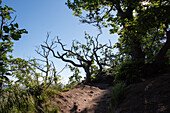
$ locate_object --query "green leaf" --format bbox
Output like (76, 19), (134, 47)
(14, 23), (19, 28)
(11, 33), (21, 40)
(3, 26), (9, 33)
(20, 29), (28, 34)
(6, 15), (11, 20)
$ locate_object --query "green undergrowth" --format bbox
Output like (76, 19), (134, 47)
(114, 60), (143, 85)
(110, 82), (125, 113)
(0, 85), (61, 113)
(0, 86), (36, 113)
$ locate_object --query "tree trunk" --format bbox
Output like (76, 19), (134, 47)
(122, 10), (145, 63)
(126, 26), (145, 63)
(84, 66), (91, 83)
(154, 30), (170, 65)
(130, 38), (145, 62)
(142, 30), (170, 77)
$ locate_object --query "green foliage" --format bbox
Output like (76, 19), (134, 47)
(0, 1), (28, 90)
(8, 56), (59, 112)
(114, 60), (142, 85)
(0, 2), (60, 112)
(45, 87), (60, 98)
(0, 86), (36, 113)
(56, 83), (75, 92)
(0, 1), (38, 112)
(68, 65), (82, 83)
(90, 75), (96, 81)
(90, 64), (99, 76)
(0, 85), (60, 113)
(40, 87), (60, 113)
(0, 4), (28, 41)
(62, 87), (70, 92)
(110, 82), (125, 112)
(49, 83), (64, 92)
(66, 0), (170, 69)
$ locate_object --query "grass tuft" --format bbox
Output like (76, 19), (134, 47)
(110, 82), (125, 113)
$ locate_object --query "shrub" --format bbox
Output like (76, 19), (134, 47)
(0, 85), (61, 113)
(114, 60), (142, 85)
(43, 88), (60, 113)
(45, 87), (60, 98)
(0, 86), (36, 113)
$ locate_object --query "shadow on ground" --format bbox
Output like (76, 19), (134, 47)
(116, 72), (170, 113)
(55, 83), (113, 113)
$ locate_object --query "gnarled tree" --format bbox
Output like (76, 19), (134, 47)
(41, 33), (113, 83)
(66, 0), (170, 69)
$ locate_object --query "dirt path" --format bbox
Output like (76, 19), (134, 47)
(55, 83), (113, 113)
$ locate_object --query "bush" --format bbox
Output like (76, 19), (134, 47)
(45, 87), (60, 98)
(43, 89), (60, 113)
(31, 85), (60, 113)
(114, 60), (142, 85)
(0, 85), (60, 113)
(0, 86), (36, 113)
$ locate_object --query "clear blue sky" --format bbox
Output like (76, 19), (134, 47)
(2, 0), (118, 83)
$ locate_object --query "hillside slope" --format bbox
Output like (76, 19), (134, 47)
(115, 72), (170, 113)
(53, 71), (170, 113)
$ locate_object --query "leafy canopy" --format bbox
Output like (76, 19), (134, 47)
(66, 0), (170, 62)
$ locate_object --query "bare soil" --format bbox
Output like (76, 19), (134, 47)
(53, 71), (170, 113)
(115, 72), (170, 113)
(55, 83), (113, 113)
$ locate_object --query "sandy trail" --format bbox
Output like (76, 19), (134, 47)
(55, 83), (113, 113)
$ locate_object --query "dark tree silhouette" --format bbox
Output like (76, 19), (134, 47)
(41, 33), (113, 83)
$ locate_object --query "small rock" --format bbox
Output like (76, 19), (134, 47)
(90, 91), (94, 93)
